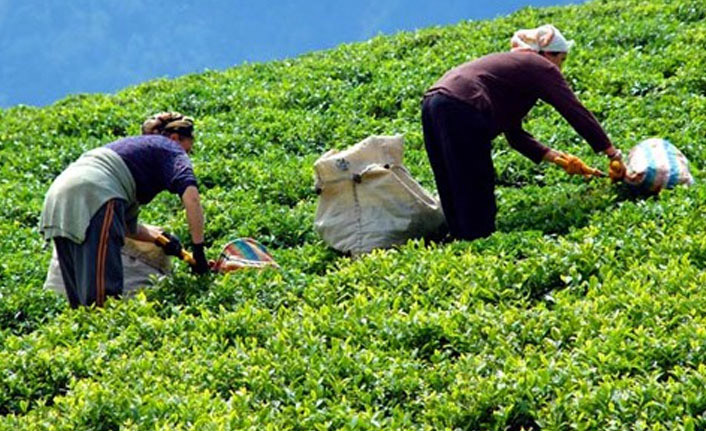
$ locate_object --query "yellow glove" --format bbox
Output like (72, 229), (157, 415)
(553, 153), (604, 179)
(608, 159), (626, 182)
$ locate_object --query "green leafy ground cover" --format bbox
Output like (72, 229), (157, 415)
(2, 0), (706, 429)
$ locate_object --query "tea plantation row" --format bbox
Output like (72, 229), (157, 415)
(1, 0), (706, 429)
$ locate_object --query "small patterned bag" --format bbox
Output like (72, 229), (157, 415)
(625, 138), (694, 192)
(212, 238), (279, 273)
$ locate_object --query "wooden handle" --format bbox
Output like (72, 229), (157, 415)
(156, 234), (196, 265)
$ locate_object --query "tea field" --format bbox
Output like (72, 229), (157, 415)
(2, 0), (706, 429)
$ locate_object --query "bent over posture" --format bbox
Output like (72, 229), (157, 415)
(422, 24), (626, 241)
(39, 112), (210, 307)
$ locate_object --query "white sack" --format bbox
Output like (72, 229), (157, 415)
(44, 237), (171, 298)
(314, 135), (446, 255)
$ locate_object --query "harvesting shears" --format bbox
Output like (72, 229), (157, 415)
(608, 160), (626, 182)
(156, 234), (279, 273)
(155, 233), (196, 265)
(553, 152), (604, 179)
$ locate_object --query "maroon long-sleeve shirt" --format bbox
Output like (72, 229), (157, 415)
(425, 51), (612, 163)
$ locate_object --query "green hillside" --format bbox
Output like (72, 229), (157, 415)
(2, 0), (706, 428)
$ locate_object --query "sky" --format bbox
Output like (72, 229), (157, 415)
(0, 0), (585, 108)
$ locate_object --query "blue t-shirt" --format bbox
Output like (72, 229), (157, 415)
(106, 135), (198, 204)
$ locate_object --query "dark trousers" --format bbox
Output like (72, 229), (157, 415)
(422, 93), (496, 241)
(54, 199), (126, 308)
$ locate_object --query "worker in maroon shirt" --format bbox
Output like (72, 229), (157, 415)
(422, 24), (628, 241)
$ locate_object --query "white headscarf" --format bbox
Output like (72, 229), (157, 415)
(510, 24), (574, 53)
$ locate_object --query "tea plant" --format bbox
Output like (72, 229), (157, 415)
(1, 0), (706, 429)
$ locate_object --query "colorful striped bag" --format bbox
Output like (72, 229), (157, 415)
(212, 238), (279, 273)
(625, 138), (694, 192)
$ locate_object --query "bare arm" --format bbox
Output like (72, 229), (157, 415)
(542, 148), (561, 163)
(181, 185), (205, 244)
(125, 186), (205, 245)
(126, 224), (161, 243)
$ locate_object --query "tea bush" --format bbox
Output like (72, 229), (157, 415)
(1, 0), (706, 428)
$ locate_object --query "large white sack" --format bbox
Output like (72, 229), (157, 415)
(314, 135), (446, 255)
(44, 237), (171, 298)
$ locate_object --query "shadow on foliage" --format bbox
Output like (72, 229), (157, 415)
(0, 354), (76, 416)
(505, 399), (541, 431)
(496, 183), (655, 236)
(0, 288), (64, 338)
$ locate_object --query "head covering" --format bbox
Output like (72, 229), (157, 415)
(141, 112), (194, 137)
(511, 24), (574, 53)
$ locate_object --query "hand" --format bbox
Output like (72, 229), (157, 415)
(156, 231), (183, 257)
(605, 148), (640, 183)
(190, 243), (210, 275)
(608, 159), (626, 182)
(604, 146), (622, 160)
(542, 149), (564, 163)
